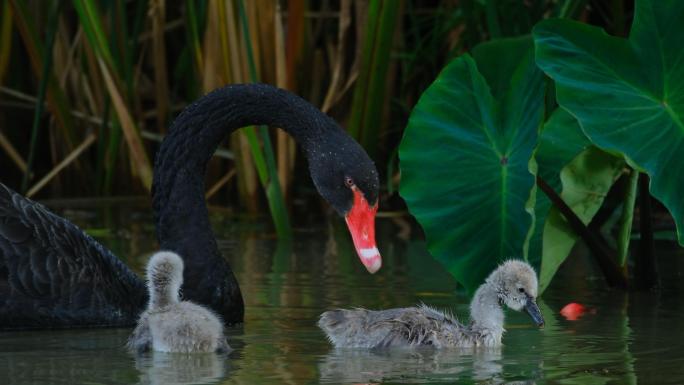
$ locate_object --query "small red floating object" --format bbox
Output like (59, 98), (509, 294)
(560, 302), (586, 321)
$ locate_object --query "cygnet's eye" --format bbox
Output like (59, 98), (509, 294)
(518, 287), (525, 294)
(345, 176), (355, 188)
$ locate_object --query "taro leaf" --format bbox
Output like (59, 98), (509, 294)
(528, 108), (591, 268)
(530, 108), (626, 291)
(534, 0), (684, 245)
(536, 109), (591, 189)
(399, 37), (544, 292)
(538, 147), (624, 290)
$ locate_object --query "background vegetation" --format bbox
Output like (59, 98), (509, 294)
(1, 0), (668, 290)
(0, 1), (625, 202)
(400, 0), (679, 292)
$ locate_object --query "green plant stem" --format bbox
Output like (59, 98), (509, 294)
(348, 0), (400, 158)
(558, 0), (589, 19)
(185, 0), (203, 75)
(636, 173), (657, 289)
(237, 0), (292, 238)
(610, 0), (626, 36)
(485, 0), (501, 37)
(616, 169), (639, 266)
(22, 0), (61, 193)
(74, 0), (114, 68)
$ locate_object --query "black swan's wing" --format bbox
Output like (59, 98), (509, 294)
(0, 183), (147, 329)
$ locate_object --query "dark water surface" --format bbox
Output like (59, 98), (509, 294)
(1, 201), (683, 384)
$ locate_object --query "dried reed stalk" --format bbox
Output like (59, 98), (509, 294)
(149, 0), (169, 132)
(0, 130), (27, 172)
(27, 132), (97, 198)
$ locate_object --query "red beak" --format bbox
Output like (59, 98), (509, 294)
(344, 187), (382, 273)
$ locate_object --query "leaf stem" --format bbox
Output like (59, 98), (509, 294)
(537, 176), (627, 288)
(484, 0), (501, 38)
(635, 173), (657, 289)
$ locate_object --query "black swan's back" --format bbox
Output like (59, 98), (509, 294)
(0, 183), (147, 329)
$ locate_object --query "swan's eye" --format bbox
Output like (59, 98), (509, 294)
(344, 177), (355, 188)
(518, 288), (525, 293)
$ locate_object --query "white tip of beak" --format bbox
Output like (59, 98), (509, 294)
(366, 257), (382, 274)
(359, 247), (382, 274)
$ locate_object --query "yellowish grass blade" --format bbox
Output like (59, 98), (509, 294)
(322, 0), (353, 113)
(206, 169), (236, 200)
(97, 57), (152, 190)
(285, 0), (305, 90)
(149, 0), (169, 132)
(0, 129), (27, 172)
(201, 0), (221, 90)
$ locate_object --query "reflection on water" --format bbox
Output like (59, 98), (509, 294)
(0, 329), (138, 384)
(319, 348), (507, 384)
(134, 352), (230, 385)
(1, 202), (684, 384)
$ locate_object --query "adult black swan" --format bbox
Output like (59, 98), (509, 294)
(0, 83), (381, 329)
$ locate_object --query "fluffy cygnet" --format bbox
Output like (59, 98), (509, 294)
(319, 260), (544, 348)
(128, 251), (230, 353)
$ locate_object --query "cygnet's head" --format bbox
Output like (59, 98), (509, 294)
(146, 251), (184, 302)
(487, 260), (544, 327)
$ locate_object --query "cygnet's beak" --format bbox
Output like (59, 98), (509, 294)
(344, 187), (382, 274)
(525, 296), (545, 328)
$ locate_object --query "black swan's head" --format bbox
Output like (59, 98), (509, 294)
(154, 83), (383, 275)
(305, 129), (382, 273)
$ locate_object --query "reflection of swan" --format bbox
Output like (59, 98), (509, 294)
(318, 347), (509, 383)
(0, 84), (382, 329)
(128, 252), (229, 353)
(319, 261), (544, 347)
(134, 351), (229, 385)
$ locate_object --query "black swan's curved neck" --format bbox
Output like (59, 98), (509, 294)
(152, 84), (343, 323)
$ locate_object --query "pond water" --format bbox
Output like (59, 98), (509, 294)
(1, 201), (684, 384)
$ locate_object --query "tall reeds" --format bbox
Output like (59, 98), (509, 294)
(73, 0), (153, 190)
(3, 1), (561, 232)
(348, 0), (402, 161)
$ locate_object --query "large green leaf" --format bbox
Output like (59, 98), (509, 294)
(539, 147), (625, 290)
(528, 109), (590, 268)
(399, 37), (544, 292)
(536, 109), (591, 189)
(531, 109), (625, 291)
(534, 0), (684, 244)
